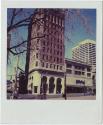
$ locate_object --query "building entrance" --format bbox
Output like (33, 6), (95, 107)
(49, 77), (55, 93)
(56, 78), (62, 94)
(41, 76), (48, 94)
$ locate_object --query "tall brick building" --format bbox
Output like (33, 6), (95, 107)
(28, 9), (65, 95)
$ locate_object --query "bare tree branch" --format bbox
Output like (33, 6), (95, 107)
(9, 40), (27, 50)
(10, 9), (16, 27)
(8, 34), (46, 55)
(7, 16), (31, 33)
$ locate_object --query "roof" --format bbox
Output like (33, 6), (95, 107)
(65, 58), (91, 67)
(72, 39), (96, 50)
(79, 39), (96, 45)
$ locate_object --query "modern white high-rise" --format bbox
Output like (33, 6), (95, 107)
(72, 39), (96, 71)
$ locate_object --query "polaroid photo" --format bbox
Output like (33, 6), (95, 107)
(1, 0), (103, 124)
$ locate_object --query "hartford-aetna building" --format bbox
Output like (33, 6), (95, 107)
(28, 9), (65, 95)
(27, 9), (94, 95)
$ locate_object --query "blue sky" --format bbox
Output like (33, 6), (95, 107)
(7, 9), (96, 79)
(65, 9), (96, 58)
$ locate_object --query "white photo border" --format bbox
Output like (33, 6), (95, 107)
(1, 0), (103, 124)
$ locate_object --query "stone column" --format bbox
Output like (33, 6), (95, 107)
(37, 75), (42, 95)
(61, 77), (65, 94)
(46, 76), (50, 94)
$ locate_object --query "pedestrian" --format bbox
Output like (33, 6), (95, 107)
(11, 80), (18, 99)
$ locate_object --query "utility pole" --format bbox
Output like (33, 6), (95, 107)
(14, 55), (19, 98)
(7, 34), (11, 64)
(64, 72), (67, 100)
(16, 55), (19, 85)
(25, 16), (33, 93)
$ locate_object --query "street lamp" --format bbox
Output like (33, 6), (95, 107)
(84, 80), (85, 96)
(64, 72), (67, 100)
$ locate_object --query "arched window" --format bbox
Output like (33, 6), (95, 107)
(56, 78), (62, 94)
(49, 77), (55, 93)
(32, 76), (33, 80)
(40, 76), (48, 94)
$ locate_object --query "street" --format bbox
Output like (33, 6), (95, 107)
(7, 92), (96, 100)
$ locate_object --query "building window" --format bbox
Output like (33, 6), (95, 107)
(54, 50), (56, 54)
(36, 47), (39, 50)
(87, 68), (91, 72)
(43, 41), (45, 46)
(54, 65), (55, 69)
(67, 64), (72, 68)
(76, 80), (85, 85)
(66, 69), (72, 74)
(46, 56), (48, 61)
(33, 55), (35, 59)
(49, 77), (55, 93)
(82, 67), (85, 71)
(57, 65), (59, 70)
(82, 72), (85, 75)
(32, 76), (33, 80)
(50, 56), (52, 60)
(56, 17), (58, 24)
(42, 55), (44, 60)
(34, 86), (38, 93)
(60, 58), (62, 63)
(42, 62), (44, 67)
(47, 48), (49, 53)
(60, 66), (62, 70)
(54, 58), (55, 62)
(57, 57), (59, 63)
(50, 49), (52, 53)
(57, 44), (59, 48)
(87, 73), (91, 77)
(43, 47), (45, 52)
(37, 32), (40, 37)
(36, 53), (38, 59)
(75, 66), (81, 70)
(37, 39), (39, 44)
(46, 63), (48, 68)
(59, 19), (61, 25)
(75, 71), (81, 75)
(36, 61), (38, 66)
(57, 51), (59, 55)
(60, 52), (62, 56)
(50, 64), (52, 68)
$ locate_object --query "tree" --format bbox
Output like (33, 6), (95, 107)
(7, 9), (38, 56)
(7, 9), (48, 92)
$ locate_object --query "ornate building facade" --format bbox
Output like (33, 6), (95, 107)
(28, 9), (65, 95)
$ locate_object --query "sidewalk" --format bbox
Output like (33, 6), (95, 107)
(17, 94), (96, 100)
(67, 95), (96, 100)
